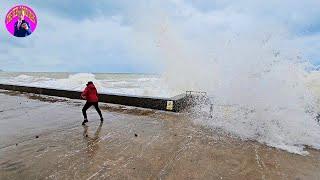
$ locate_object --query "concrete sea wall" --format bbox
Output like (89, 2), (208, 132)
(0, 84), (190, 112)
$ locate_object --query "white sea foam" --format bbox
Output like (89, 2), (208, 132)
(0, 73), (179, 98)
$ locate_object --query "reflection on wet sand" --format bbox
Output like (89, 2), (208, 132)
(83, 122), (103, 158)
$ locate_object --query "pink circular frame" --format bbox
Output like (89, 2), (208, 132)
(5, 5), (37, 37)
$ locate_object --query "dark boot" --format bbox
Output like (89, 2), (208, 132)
(82, 118), (88, 125)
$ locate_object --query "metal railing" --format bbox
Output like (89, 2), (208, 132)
(185, 91), (207, 97)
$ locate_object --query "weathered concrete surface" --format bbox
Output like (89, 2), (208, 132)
(0, 91), (319, 180)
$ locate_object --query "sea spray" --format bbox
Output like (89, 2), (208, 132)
(128, 1), (320, 154)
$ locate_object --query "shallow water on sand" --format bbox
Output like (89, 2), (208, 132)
(0, 92), (319, 179)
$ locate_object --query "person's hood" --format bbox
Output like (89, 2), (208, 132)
(87, 84), (96, 89)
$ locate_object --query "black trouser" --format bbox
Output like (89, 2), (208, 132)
(82, 102), (103, 119)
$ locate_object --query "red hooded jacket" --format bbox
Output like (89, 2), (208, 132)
(81, 84), (99, 102)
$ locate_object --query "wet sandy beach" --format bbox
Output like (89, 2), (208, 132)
(0, 91), (319, 180)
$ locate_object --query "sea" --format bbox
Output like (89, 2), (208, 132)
(0, 72), (181, 98)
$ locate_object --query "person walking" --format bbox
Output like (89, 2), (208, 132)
(81, 81), (103, 125)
